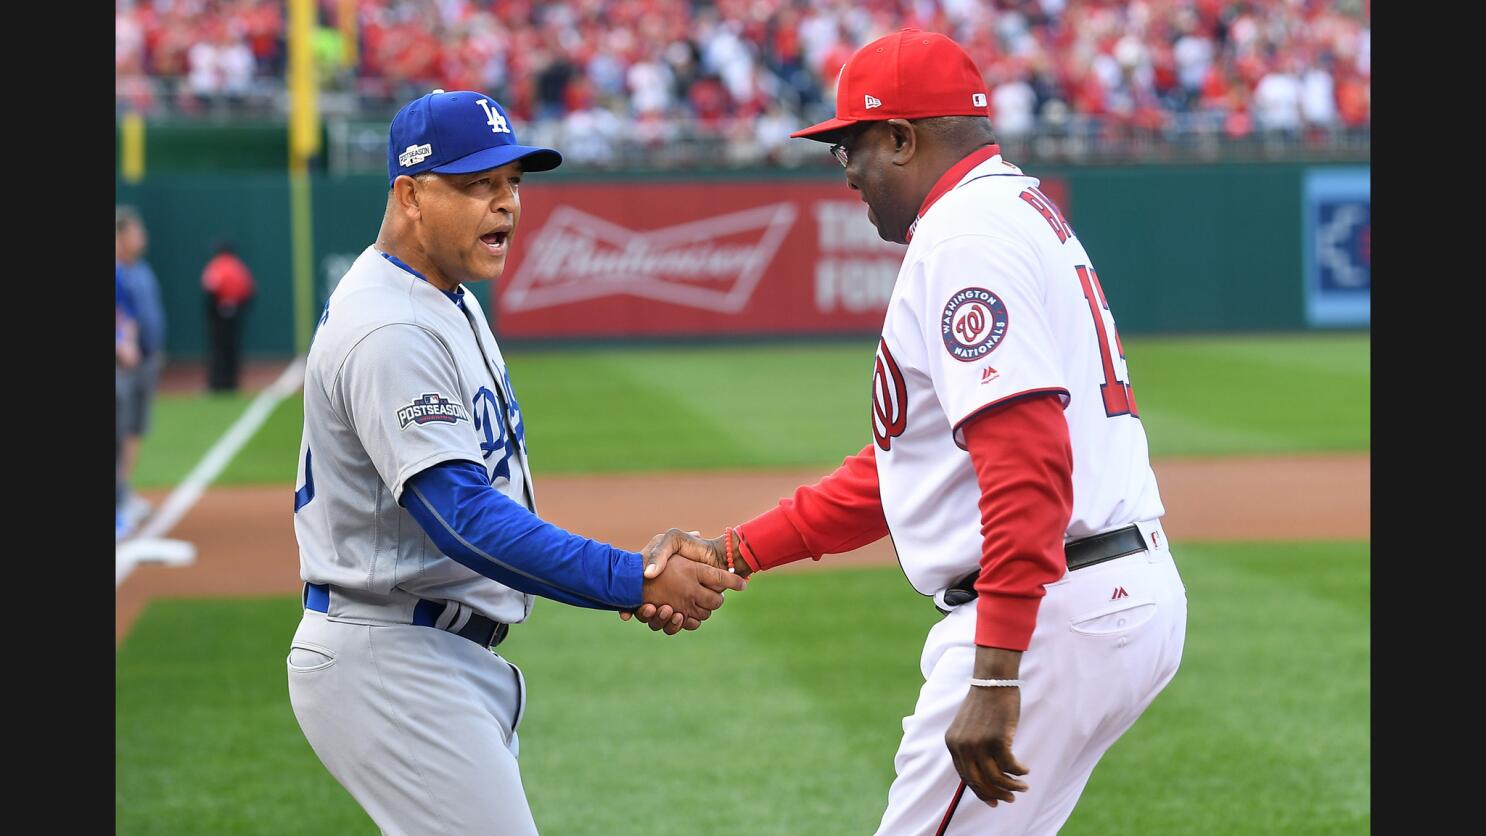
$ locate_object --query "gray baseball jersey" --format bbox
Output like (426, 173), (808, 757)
(293, 245), (534, 624)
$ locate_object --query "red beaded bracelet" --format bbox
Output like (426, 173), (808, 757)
(724, 526), (736, 573)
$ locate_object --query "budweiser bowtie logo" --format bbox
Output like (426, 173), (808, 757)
(501, 203), (798, 312)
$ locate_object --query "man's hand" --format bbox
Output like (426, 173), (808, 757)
(620, 529), (750, 634)
(637, 545), (745, 633)
(944, 647), (1030, 807)
(116, 340), (140, 369)
(644, 528), (734, 578)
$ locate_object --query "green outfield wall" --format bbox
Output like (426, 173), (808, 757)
(116, 160), (1369, 358)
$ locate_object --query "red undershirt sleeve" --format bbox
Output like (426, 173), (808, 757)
(958, 392), (1075, 650)
(733, 444), (888, 573)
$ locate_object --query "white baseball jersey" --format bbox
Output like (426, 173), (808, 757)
(870, 151), (1165, 597)
(293, 246), (535, 624)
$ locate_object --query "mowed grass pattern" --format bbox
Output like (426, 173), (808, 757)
(117, 541), (1369, 834)
(1128, 333), (1370, 456)
(132, 333), (1368, 488)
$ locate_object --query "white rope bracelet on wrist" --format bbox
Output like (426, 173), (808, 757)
(969, 678), (1022, 688)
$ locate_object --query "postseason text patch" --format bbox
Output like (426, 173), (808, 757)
(397, 393), (470, 430)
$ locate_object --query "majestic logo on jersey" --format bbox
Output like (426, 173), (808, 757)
(501, 203), (796, 313)
(941, 288), (1009, 362)
(980, 365), (1000, 384)
(864, 94), (882, 109)
(872, 338), (908, 451)
(397, 393), (470, 429)
(399, 144), (433, 167)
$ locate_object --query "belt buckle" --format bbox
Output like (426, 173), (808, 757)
(942, 588), (976, 609)
(933, 582), (977, 615)
(460, 616), (509, 649)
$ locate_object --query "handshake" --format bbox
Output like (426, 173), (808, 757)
(623, 528), (753, 635)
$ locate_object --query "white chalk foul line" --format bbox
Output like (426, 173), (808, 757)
(116, 357), (306, 588)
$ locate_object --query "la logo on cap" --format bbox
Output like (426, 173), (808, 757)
(865, 94), (882, 110)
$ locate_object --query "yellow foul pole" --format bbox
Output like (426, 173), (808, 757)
(120, 112), (146, 183)
(288, 0), (320, 356)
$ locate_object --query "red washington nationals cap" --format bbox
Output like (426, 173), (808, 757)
(791, 29), (990, 142)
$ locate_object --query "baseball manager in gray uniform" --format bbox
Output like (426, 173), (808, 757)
(286, 89), (745, 834)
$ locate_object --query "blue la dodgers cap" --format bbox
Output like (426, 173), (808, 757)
(387, 89), (562, 186)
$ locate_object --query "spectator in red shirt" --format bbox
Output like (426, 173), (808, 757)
(688, 73), (731, 129)
(201, 241), (256, 393)
(1334, 65), (1369, 132)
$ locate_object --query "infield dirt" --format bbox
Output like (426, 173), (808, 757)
(116, 453), (1368, 644)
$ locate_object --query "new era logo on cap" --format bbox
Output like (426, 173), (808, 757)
(865, 94), (883, 109)
(973, 93), (987, 107)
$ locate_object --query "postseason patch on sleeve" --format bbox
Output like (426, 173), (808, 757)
(397, 393), (470, 430)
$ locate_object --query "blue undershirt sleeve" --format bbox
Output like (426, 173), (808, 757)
(401, 459), (644, 610)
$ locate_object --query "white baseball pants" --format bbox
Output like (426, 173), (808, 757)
(876, 521), (1187, 835)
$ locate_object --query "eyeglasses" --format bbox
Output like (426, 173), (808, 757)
(828, 123), (871, 168)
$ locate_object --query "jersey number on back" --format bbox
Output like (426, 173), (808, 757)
(1075, 265), (1139, 418)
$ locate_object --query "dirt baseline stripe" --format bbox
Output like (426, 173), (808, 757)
(116, 453), (1368, 645)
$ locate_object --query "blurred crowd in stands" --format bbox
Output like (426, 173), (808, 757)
(116, 0), (1370, 165)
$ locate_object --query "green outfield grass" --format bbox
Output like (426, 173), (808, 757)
(130, 392), (260, 489)
(116, 541), (1369, 834)
(132, 333), (1368, 489)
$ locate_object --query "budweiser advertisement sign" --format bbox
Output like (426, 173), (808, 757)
(503, 203), (798, 314)
(494, 178), (1067, 339)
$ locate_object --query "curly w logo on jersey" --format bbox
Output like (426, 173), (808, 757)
(872, 338), (908, 451)
(397, 393), (470, 430)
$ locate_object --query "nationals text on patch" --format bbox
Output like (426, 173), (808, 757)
(941, 287), (1009, 362)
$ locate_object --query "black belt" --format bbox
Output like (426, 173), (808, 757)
(304, 583), (510, 649)
(940, 524), (1150, 611)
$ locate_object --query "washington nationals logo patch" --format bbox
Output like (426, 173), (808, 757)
(941, 287), (1009, 362)
(872, 338), (908, 451)
(397, 393), (470, 430)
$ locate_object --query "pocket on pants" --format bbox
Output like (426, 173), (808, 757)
(507, 659), (527, 735)
(287, 640), (338, 673)
(1069, 599), (1158, 637)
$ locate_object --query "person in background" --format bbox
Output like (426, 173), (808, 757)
(201, 240), (257, 392)
(117, 265), (141, 540)
(116, 206), (167, 528)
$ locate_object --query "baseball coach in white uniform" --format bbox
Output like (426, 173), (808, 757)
(633, 31), (1188, 835)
